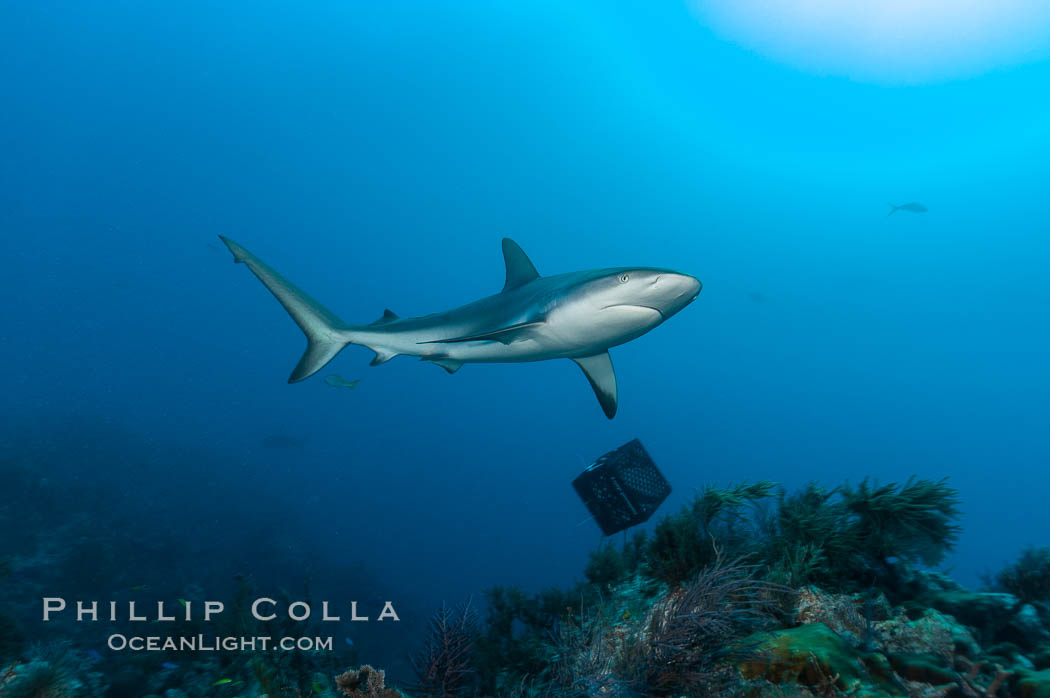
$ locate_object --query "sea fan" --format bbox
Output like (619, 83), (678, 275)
(410, 599), (479, 698)
(630, 556), (778, 695)
(2, 643), (80, 698)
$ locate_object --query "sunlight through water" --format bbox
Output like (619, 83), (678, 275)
(690, 0), (1050, 84)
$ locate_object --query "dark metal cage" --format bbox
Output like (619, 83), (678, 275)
(572, 438), (671, 536)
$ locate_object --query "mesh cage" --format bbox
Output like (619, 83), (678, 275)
(572, 438), (671, 536)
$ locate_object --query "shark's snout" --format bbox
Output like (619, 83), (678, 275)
(651, 273), (701, 318)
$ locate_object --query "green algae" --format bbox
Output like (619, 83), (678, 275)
(884, 651), (956, 685)
(1018, 668), (1050, 698)
(739, 622), (906, 696)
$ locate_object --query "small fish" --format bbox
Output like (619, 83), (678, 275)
(177, 598), (188, 608)
(212, 678), (234, 686)
(129, 585), (149, 592)
(161, 661), (178, 670)
(344, 636), (354, 647)
(888, 202), (927, 215)
(324, 374), (360, 390)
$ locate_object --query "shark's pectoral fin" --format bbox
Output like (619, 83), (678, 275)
(572, 352), (617, 419)
(423, 356), (464, 374)
(501, 238), (540, 291)
(419, 321), (544, 346)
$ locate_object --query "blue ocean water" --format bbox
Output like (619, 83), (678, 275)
(2, 0), (1049, 683)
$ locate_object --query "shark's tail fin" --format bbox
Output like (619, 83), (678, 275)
(219, 236), (351, 383)
(887, 203), (898, 216)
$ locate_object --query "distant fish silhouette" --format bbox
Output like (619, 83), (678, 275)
(324, 374), (360, 390)
(888, 202), (927, 216)
(746, 292), (766, 304)
(261, 434), (306, 450)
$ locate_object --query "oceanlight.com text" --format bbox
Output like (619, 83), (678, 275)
(107, 634), (335, 652)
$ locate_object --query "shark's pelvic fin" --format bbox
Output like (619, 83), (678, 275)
(371, 309), (400, 325)
(369, 348), (398, 366)
(501, 238), (540, 291)
(219, 235), (351, 383)
(423, 356), (464, 374)
(572, 352), (617, 419)
(419, 321), (543, 345)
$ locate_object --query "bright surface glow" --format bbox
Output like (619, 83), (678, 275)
(690, 0), (1050, 83)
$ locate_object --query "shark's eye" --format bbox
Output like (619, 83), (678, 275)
(618, 273), (630, 284)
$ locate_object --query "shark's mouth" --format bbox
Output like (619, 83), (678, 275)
(603, 304), (666, 319)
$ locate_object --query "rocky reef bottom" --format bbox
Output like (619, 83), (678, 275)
(4, 476), (1050, 697)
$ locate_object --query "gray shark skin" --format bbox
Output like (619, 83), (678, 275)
(219, 236), (701, 418)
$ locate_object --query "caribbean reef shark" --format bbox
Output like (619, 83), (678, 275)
(219, 236), (701, 418)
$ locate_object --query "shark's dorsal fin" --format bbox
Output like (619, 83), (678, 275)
(502, 238), (540, 292)
(370, 309), (399, 325)
(572, 352), (617, 419)
(419, 321), (543, 346)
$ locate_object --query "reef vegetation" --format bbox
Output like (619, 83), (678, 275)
(423, 477), (1050, 697)
(4, 421), (1050, 697)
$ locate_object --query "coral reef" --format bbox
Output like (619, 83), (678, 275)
(625, 557), (779, 695)
(4, 452), (1050, 698)
(993, 548), (1050, 605)
(474, 584), (582, 694)
(465, 476), (1050, 697)
(410, 600), (479, 697)
(762, 478), (961, 594)
(647, 481), (776, 585)
(841, 477), (961, 570)
(739, 622), (905, 695)
(0, 610), (25, 664)
(335, 664), (401, 698)
(0, 642), (107, 698)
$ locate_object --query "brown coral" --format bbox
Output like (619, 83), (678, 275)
(335, 664), (401, 698)
(876, 611), (957, 662)
(795, 586), (868, 637)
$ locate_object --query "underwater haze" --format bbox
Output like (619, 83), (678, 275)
(2, 0), (1050, 692)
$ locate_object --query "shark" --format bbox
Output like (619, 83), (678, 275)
(888, 202), (927, 215)
(219, 236), (701, 418)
